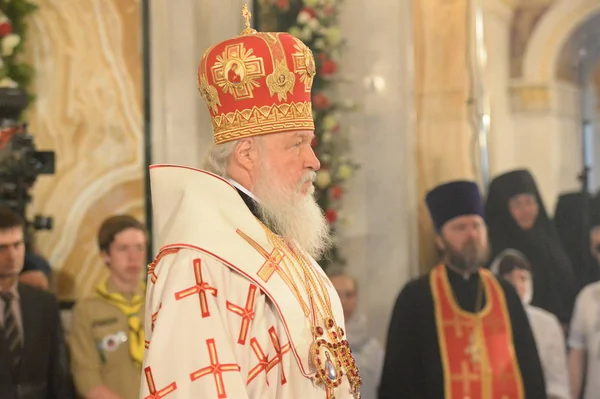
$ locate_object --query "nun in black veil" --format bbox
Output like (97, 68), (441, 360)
(485, 169), (577, 325)
(554, 191), (597, 290)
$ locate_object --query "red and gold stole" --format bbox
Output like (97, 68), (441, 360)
(430, 265), (524, 399)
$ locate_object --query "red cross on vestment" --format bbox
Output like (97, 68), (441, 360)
(151, 303), (162, 332)
(226, 284), (257, 345)
(174, 258), (218, 318)
(236, 229), (309, 316)
(147, 248), (181, 284)
(246, 338), (270, 385)
(144, 366), (177, 399)
(190, 338), (241, 398)
(266, 326), (291, 385)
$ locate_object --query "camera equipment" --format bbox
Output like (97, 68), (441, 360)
(0, 87), (55, 232)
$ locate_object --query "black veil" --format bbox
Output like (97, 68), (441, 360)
(485, 169), (577, 323)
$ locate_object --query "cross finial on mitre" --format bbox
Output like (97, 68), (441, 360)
(241, 4), (257, 35)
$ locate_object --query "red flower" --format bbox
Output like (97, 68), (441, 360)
(320, 60), (337, 77)
(0, 22), (12, 37)
(301, 7), (317, 18)
(313, 93), (330, 110)
(317, 53), (328, 62)
(325, 209), (338, 223)
(275, 0), (289, 10)
(330, 185), (343, 200)
(311, 136), (318, 147)
(323, 5), (336, 17)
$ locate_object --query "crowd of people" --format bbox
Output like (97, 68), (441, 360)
(2, 6), (599, 399)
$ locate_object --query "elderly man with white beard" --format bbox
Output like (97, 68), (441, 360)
(139, 6), (361, 399)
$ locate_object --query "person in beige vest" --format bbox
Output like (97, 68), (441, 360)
(69, 215), (147, 399)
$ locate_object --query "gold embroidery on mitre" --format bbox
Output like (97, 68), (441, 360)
(198, 75), (221, 113)
(212, 101), (314, 144)
(292, 42), (316, 92)
(212, 43), (265, 100)
(266, 60), (296, 101)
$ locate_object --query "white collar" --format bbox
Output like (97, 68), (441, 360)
(227, 178), (259, 202)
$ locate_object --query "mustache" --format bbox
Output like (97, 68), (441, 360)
(297, 171), (317, 188)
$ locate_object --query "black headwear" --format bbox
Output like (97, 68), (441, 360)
(554, 191), (596, 288)
(485, 169), (577, 323)
(425, 181), (484, 231)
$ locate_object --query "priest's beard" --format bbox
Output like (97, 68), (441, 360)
(253, 162), (332, 260)
(443, 238), (489, 274)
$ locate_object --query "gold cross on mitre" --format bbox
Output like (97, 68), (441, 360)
(241, 3), (257, 35)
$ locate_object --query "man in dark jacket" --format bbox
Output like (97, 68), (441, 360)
(0, 205), (73, 399)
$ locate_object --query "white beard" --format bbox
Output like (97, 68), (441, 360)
(253, 163), (332, 260)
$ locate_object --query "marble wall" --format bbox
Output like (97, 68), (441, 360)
(336, 0), (417, 344)
(24, 0), (144, 301)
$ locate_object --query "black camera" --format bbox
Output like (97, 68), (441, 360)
(0, 88), (55, 231)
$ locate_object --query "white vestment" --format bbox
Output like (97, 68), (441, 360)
(139, 164), (358, 399)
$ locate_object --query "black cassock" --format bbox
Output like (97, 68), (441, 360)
(378, 266), (547, 399)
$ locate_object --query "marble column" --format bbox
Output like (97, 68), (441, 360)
(149, 0), (250, 167)
(337, 0), (417, 344)
(483, 0), (517, 177)
(413, 0), (479, 273)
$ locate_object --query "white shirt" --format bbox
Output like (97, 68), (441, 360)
(569, 281), (600, 399)
(525, 305), (570, 399)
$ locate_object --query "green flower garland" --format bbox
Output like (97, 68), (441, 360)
(256, 0), (358, 269)
(0, 0), (37, 94)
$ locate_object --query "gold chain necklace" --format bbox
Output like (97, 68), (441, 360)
(260, 223), (362, 398)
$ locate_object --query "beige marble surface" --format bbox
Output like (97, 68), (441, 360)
(414, 0), (478, 272)
(23, 0), (144, 301)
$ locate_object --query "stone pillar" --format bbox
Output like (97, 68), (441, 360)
(413, 0), (479, 273)
(483, 0), (517, 177)
(336, 0), (417, 344)
(149, 0), (249, 167)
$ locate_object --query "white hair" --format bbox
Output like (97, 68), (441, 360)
(200, 136), (331, 259)
(200, 140), (238, 178)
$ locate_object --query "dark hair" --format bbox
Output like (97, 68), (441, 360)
(496, 250), (531, 277)
(97, 215), (147, 253)
(0, 205), (24, 231)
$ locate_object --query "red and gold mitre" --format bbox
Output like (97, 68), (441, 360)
(197, 6), (316, 145)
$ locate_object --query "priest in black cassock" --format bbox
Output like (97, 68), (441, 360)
(378, 180), (546, 399)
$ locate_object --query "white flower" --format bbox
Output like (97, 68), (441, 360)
(323, 114), (338, 131)
(0, 77), (18, 88)
(299, 26), (313, 41)
(320, 153), (332, 164)
(2, 34), (20, 57)
(314, 38), (326, 49)
(325, 27), (341, 45)
(315, 170), (332, 189)
(288, 26), (302, 38)
(297, 10), (312, 25)
(308, 18), (320, 31)
(337, 164), (353, 180)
